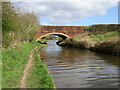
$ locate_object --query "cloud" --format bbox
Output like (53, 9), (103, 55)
(13, 0), (119, 25)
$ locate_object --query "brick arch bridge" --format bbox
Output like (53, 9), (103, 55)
(34, 26), (86, 41)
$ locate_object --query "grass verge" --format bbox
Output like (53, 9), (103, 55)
(27, 49), (55, 88)
(2, 41), (40, 88)
(90, 31), (119, 42)
(0, 48), (2, 89)
(59, 31), (119, 55)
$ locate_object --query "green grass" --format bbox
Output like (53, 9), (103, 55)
(2, 40), (40, 88)
(0, 48), (2, 89)
(38, 38), (47, 43)
(27, 50), (55, 88)
(90, 31), (119, 42)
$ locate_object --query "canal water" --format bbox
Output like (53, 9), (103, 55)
(39, 40), (119, 88)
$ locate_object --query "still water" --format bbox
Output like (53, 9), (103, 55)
(39, 40), (119, 88)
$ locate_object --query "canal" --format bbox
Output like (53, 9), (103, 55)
(39, 40), (119, 88)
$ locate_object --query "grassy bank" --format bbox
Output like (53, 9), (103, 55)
(2, 41), (40, 88)
(90, 31), (119, 43)
(89, 31), (120, 55)
(90, 41), (120, 55)
(87, 24), (119, 35)
(2, 40), (54, 88)
(58, 38), (92, 49)
(2, 2), (54, 88)
(0, 48), (2, 89)
(27, 50), (54, 88)
(58, 24), (119, 56)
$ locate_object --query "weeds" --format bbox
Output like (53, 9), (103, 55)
(2, 41), (40, 88)
(0, 48), (2, 89)
(27, 50), (54, 88)
(90, 31), (119, 42)
(2, 40), (54, 88)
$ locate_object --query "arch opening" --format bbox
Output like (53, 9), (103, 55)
(36, 33), (70, 41)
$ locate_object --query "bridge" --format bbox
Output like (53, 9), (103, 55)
(35, 26), (86, 41)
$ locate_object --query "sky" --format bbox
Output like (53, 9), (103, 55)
(13, 0), (119, 26)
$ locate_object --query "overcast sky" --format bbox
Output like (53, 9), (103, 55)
(13, 0), (119, 26)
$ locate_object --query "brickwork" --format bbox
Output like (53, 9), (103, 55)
(35, 26), (86, 40)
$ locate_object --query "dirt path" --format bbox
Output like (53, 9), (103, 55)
(20, 47), (37, 88)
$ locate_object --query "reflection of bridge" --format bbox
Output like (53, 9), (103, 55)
(35, 26), (86, 41)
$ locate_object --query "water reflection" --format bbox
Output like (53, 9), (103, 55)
(39, 40), (119, 88)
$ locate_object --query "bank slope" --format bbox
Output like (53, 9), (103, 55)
(58, 24), (120, 56)
(2, 41), (54, 88)
(27, 50), (55, 88)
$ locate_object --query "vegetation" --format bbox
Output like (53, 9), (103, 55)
(87, 24), (120, 35)
(2, 2), (54, 88)
(2, 2), (39, 47)
(2, 41), (40, 88)
(75, 24), (120, 43)
(90, 41), (120, 55)
(27, 50), (55, 88)
(90, 31), (119, 42)
(37, 38), (48, 44)
(2, 1), (119, 88)
(0, 0), (1, 80)
(0, 48), (1, 89)
(86, 24), (120, 43)
(0, 1), (2, 45)
(59, 24), (120, 55)
(2, 40), (54, 88)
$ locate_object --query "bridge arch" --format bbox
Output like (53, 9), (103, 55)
(36, 32), (70, 41)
